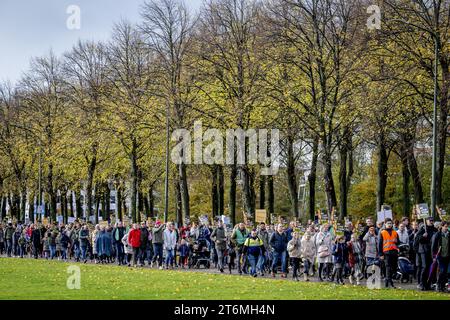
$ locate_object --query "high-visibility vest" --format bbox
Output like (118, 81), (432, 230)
(381, 229), (398, 253)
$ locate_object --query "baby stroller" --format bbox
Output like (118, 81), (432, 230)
(395, 244), (414, 283)
(188, 239), (211, 269)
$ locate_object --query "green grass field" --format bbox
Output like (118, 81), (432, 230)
(0, 258), (448, 300)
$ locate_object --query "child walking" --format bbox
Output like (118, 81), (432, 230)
(332, 236), (347, 285)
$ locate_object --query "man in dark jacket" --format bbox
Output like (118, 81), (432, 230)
(211, 220), (227, 273)
(139, 222), (149, 266)
(5, 223), (14, 257)
(269, 224), (288, 278)
(78, 225), (90, 263)
(113, 222), (126, 265)
(30, 224), (41, 259)
(431, 221), (449, 292)
(414, 217), (438, 290)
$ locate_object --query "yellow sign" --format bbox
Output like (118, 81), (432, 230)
(255, 209), (267, 223)
(42, 218), (49, 226)
(99, 221), (108, 227)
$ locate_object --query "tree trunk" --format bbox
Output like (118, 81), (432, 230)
(376, 137), (388, 213)
(218, 165), (224, 216)
(267, 175), (274, 223)
(148, 185), (154, 218)
(211, 165), (219, 217)
(116, 184), (123, 221)
(323, 145), (337, 214)
(178, 162), (190, 221)
(241, 165), (255, 219)
(75, 189), (83, 218)
(403, 134), (424, 204)
(400, 145), (411, 217)
(229, 164), (237, 226)
(86, 155), (96, 219)
(47, 163), (57, 221)
(259, 175), (265, 209)
(308, 137), (319, 220)
(130, 141), (138, 223)
(175, 176), (183, 226)
(286, 139), (299, 217)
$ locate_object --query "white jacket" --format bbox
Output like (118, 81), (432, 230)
(163, 229), (177, 250)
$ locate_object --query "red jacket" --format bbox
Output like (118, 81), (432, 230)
(128, 229), (142, 248)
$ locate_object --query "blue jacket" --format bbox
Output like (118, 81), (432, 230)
(96, 231), (113, 256)
(269, 232), (288, 253)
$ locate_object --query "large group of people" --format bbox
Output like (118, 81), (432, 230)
(0, 214), (448, 292)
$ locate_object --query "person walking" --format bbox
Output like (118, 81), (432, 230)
(378, 218), (400, 288)
(300, 231), (315, 281)
(269, 224), (288, 278)
(231, 223), (249, 275)
(414, 217), (438, 291)
(315, 224), (334, 281)
(128, 223), (141, 267)
(287, 231), (302, 281)
(152, 220), (165, 269)
(431, 221), (449, 292)
(113, 222), (126, 265)
(5, 223), (14, 257)
(243, 229), (265, 277)
(163, 222), (177, 269)
(139, 222), (149, 266)
(78, 225), (90, 263)
(211, 220), (227, 273)
(31, 224), (41, 259)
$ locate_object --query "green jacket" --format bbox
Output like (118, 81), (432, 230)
(231, 228), (249, 247)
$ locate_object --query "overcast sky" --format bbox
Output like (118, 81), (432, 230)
(0, 0), (202, 85)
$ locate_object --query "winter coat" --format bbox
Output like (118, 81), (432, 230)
(315, 231), (333, 263)
(79, 229), (90, 247)
(269, 231), (288, 253)
(363, 232), (378, 259)
(60, 233), (70, 249)
(5, 226), (14, 240)
(332, 242), (347, 265)
(96, 230), (113, 256)
(211, 226), (227, 250)
(55, 234), (62, 251)
(140, 227), (149, 248)
(397, 229), (409, 245)
(257, 229), (270, 249)
(231, 228), (249, 247)
(414, 225), (438, 254)
(431, 231), (450, 258)
(152, 225), (165, 244)
(42, 237), (50, 251)
(122, 232), (132, 255)
(287, 238), (302, 258)
(128, 228), (141, 248)
(0, 229), (4, 242)
(113, 227), (126, 243)
(163, 229), (177, 250)
(31, 229), (41, 246)
(300, 236), (316, 261)
(92, 230), (99, 255)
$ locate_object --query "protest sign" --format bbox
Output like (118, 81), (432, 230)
(255, 209), (267, 223)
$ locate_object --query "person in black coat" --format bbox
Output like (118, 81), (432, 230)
(269, 224), (288, 277)
(431, 221), (449, 292)
(31, 224), (41, 259)
(414, 217), (438, 290)
(139, 222), (149, 266)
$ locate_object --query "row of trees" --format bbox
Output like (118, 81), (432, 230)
(0, 0), (449, 225)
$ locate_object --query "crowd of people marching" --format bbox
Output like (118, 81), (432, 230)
(0, 215), (448, 292)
